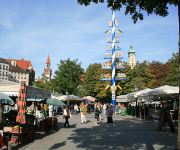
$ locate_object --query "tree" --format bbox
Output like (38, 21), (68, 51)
(127, 61), (154, 90)
(149, 61), (170, 88)
(164, 52), (179, 86)
(81, 63), (103, 97)
(77, 0), (179, 23)
(53, 58), (83, 95)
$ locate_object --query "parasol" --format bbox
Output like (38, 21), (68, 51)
(0, 92), (14, 105)
(46, 98), (66, 106)
(82, 96), (96, 102)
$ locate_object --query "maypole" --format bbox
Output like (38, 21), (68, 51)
(111, 10), (116, 106)
(101, 10), (126, 109)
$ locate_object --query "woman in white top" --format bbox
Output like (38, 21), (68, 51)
(63, 106), (71, 128)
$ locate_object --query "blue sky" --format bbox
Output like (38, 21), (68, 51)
(0, 1), (178, 79)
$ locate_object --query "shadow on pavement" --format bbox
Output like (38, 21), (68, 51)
(49, 141), (66, 149)
(66, 117), (177, 150)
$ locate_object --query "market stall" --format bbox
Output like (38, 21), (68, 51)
(0, 81), (51, 146)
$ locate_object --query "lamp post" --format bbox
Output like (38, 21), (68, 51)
(66, 91), (69, 106)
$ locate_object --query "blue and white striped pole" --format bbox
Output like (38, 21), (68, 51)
(111, 10), (116, 107)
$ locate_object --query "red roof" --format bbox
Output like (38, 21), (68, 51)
(46, 55), (50, 65)
(6, 58), (34, 70)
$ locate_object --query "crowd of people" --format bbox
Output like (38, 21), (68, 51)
(62, 102), (116, 128)
(62, 100), (177, 133)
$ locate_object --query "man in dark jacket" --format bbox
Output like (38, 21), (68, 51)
(157, 101), (175, 132)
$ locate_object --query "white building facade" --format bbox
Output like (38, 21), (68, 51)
(0, 58), (10, 80)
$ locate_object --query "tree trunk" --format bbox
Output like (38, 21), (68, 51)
(177, 2), (180, 150)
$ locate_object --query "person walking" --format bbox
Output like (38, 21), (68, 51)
(94, 105), (101, 125)
(74, 104), (79, 115)
(63, 106), (71, 128)
(106, 104), (113, 123)
(80, 102), (87, 124)
(157, 101), (175, 132)
(103, 103), (107, 115)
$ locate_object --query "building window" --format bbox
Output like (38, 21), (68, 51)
(6, 66), (8, 70)
(3, 65), (5, 70)
(0, 65), (1, 69)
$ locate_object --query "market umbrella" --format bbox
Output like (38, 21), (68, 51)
(82, 96), (96, 102)
(0, 92), (15, 129)
(46, 98), (66, 106)
(0, 92), (14, 105)
(59, 95), (81, 101)
(59, 94), (81, 105)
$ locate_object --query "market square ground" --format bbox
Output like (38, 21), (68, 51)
(3, 114), (177, 150)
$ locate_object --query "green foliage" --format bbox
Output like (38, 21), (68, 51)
(53, 58), (83, 95)
(164, 52), (179, 86)
(33, 79), (53, 91)
(77, 0), (179, 23)
(127, 61), (154, 90)
(81, 63), (102, 96)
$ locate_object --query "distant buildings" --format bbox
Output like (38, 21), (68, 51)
(0, 58), (35, 86)
(0, 58), (9, 81)
(128, 45), (137, 69)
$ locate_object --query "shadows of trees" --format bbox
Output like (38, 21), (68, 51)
(66, 117), (177, 150)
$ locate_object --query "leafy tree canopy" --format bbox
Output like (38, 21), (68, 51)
(164, 52), (179, 86)
(82, 63), (102, 96)
(149, 61), (170, 88)
(53, 58), (83, 95)
(127, 61), (154, 90)
(77, 0), (179, 23)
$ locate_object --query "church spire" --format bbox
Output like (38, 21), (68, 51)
(128, 45), (136, 53)
(43, 54), (52, 81)
(46, 54), (50, 65)
(128, 45), (136, 69)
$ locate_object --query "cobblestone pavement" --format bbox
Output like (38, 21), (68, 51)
(10, 114), (177, 150)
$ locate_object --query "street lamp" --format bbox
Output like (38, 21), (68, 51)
(66, 91), (69, 106)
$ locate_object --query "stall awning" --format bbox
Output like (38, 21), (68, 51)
(0, 80), (51, 99)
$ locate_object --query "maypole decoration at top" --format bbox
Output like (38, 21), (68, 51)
(100, 10), (126, 107)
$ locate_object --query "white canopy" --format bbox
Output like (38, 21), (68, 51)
(58, 94), (81, 101)
(0, 80), (20, 96)
(144, 85), (179, 96)
(0, 80), (51, 99)
(127, 88), (152, 102)
(116, 95), (129, 102)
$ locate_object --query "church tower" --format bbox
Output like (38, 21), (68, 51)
(44, 55), (52, 81)
(128, 45), (136, 69)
